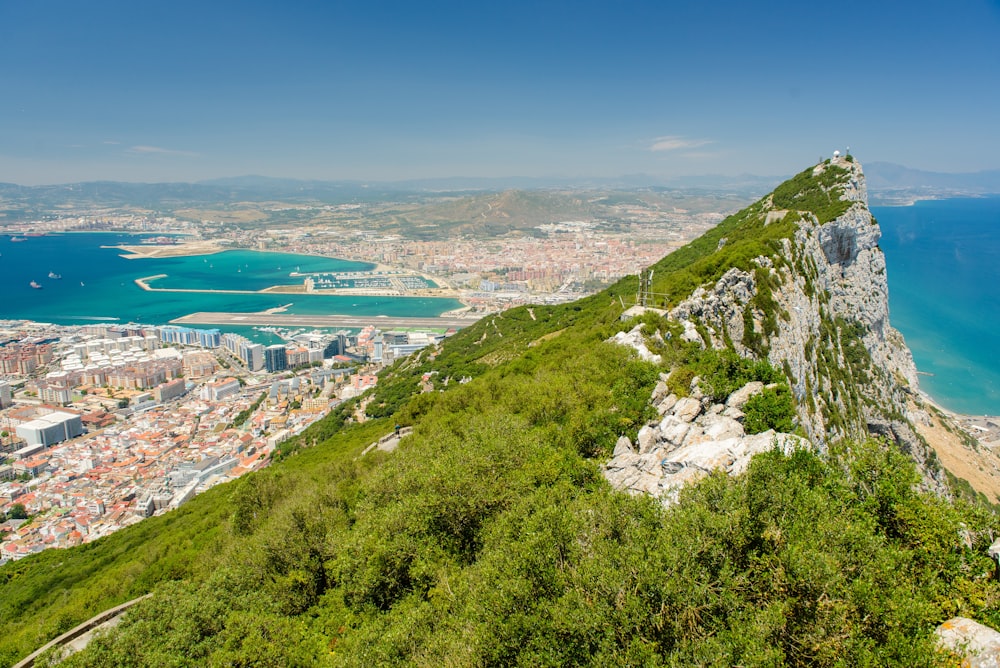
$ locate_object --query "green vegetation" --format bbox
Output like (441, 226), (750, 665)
(38, 429), (1000, 667)
(645, 203), (799, 307)
(772, 163), (853, 224)
(3, 162), (997, 666)
(641, 161), (853, 309)
(744, 385), (796, 433)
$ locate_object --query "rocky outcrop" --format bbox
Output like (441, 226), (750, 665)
(604, 379), (808, 503)
(608, 324), (662, 364)
(936, 617), (1000, 667)
(664, 158), (942, 489)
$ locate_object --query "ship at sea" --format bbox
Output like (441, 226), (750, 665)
(48, 271), (62, 279)
(30, 281), (42, 289)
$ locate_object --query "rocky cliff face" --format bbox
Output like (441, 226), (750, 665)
(664, 158), (943, 489)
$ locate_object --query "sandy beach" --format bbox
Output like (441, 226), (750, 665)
(910, 391), (1000, 502)
(917, 390), (1000, 447)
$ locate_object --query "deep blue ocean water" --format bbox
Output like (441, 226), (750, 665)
(0, 233), (462, 337)
(875, 197), (1000, 415)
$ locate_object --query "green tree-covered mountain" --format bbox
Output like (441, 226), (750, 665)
(3, 159), (999, 667)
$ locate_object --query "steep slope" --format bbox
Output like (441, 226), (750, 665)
(650, 157), (941, 488)
(4, 159), (1000, 667)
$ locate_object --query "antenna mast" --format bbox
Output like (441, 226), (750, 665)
(636, 267), (668, 308)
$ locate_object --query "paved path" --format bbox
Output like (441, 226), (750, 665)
(360, 427), (414, 456)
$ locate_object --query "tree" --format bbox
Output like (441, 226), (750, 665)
(8, 503), (28, 520)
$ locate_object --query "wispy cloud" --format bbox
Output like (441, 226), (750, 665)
(103, 140), (121, 145)
(128, 145), (198, 157)
(649, 135), (713, 152)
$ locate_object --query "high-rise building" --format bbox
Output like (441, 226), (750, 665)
(264, 345), (287, 373)
(241, 343), (265, 371)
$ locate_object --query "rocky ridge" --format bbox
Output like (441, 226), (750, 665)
(605, 157), (947, 498)
(665, 158), (943, 489)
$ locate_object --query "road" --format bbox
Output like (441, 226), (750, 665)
(170, 311), (480, 330)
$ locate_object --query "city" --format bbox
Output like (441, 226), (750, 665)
(0, 188), (741, 564)
(0, 318), (445, 563)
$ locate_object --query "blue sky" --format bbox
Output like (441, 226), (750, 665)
(1, 0), (998, 184)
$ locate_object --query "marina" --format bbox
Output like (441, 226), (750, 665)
(0, 233), (464, 330)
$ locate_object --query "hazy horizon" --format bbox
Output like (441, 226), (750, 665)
(2, 1), (999, 186)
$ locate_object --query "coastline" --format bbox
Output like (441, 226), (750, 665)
(915, 388), (1000, 446)
(112, 242), (467, 300)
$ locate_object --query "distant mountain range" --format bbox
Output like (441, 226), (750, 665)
(864, 162), (1000, 202)
(200, 164), (1000, 196)
(1, 163), (998, 215)
(198, 172), (784, 195)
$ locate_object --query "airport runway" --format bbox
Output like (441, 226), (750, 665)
(171, 311), (480, 330)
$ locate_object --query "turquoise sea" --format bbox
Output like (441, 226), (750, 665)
(0, 233), (462, 339)
(875, 197), (1000, 415)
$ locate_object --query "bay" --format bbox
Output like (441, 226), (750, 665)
(875, 196), (1000, 415)
(0, 232), (462, 332)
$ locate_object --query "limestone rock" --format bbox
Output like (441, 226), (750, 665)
(637, 425), (658, 454)
(679, 319), (701, 344)
(658, 159), (944, 491)
(722, 405), (745, 421)
(612, 436), (634, 458)
(907, 407), (933, 428)
(726, 381), (764, 409)
(655, 393), (678, 416)
(606, 325), (662, 364)
(701, 414), (745, 441)
(604, 158), (944, 497)
(988, 537), (1000, 563)
(936, 617), (1000, 668)
(651, 380), (669, 403)
(658, 415), (690, 447)
(689, 376), (705, 401)
(674, 397), (702, 423)
(680, 424), (707, 447)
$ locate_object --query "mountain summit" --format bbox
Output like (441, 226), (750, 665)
(602, 157), (945, 502)
(660, 158), (936, 477)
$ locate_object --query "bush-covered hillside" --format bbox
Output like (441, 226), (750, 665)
(19, 313), (1000, 667)
(3, 162), (999, 667)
